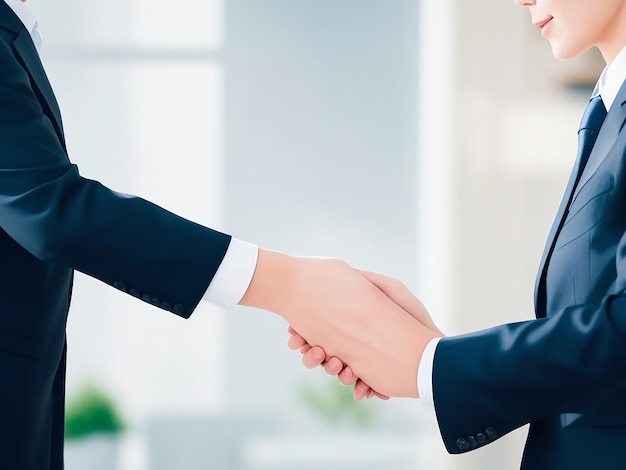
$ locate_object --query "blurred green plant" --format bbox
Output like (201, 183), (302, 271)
(298, 377), (378, 429)
(65, 384), (125, 441)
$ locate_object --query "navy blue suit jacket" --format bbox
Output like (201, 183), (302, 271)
(433, 82), (626, 466)
(0, 4), (231, 468)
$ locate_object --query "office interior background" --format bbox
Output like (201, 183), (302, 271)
(26, 0), (604, 469)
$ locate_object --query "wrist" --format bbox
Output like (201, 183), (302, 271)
(238, 248), (296, 314)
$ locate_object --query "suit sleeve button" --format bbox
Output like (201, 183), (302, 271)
(114, 281), (127, 292)
(160, 301), (172, 310)
(485, 427), (497, 440)
(130, 289), (141, 298)
(476, 433), (487, 445)
(467, 436), (478, 448)
(456, 438), (470, 451)
(142, 294), (160, 306)
(173, 304), (185, 315)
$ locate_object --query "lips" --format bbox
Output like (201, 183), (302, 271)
(533, 16), (553, 29)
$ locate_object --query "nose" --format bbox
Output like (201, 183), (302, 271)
(514, 0), (535, 6)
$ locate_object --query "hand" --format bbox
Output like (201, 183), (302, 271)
(287, 326), (390, 400)
(353, 269), (445, 336)
(286, 270), (445, 398)
(240, 249), (441, 397)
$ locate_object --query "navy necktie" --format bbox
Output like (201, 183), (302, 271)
(562, 95), (608, 212)
(576, 95), (607, 177)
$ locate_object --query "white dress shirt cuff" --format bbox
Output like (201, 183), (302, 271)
(202, 238), (259, 309)
(417, 337), (441, 410)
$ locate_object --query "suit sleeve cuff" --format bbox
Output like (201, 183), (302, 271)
(202, 239), (259, 309)
(418, 337), (441, 409)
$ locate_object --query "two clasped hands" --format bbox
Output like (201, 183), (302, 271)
(238, 249), (445, 400)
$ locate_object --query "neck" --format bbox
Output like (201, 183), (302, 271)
(599, 43), (626, 66)
(598, 6), (626, 65)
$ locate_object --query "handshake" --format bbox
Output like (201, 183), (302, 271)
(239, 249), (445, 400)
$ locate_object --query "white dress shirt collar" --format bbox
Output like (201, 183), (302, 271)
(594, 44), (626, 111)
(3, 0), (41, 53)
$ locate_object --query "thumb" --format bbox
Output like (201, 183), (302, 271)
(357, 270), (444, 337)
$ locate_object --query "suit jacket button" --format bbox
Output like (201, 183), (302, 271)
(456, 438), (470, 451)
(467, 436), (478, 448)
(114, 281), (127, 292)
(476, 433), (487, 445)
(130, 288), (141, 298)
(173, 304), (185, 315)
(485, 427), (497, 440)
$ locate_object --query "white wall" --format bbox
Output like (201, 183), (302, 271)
(23, 1), (603, 468)
(30, 0), (227, 427)
(27, 0), (431, 468)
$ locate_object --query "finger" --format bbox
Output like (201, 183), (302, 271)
(323, 357), (344, 376)
(373, 391), (390, 400)
(346, 371), (389, 400)
(338, 366), (358, 386)
(302, 346), (326, 369)
(353, 380), (370, 401)
(299, 344), (311, 354)
(287, 332), (308, 350)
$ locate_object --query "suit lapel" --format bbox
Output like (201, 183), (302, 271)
(0, 1), (22, 33)
(533, 134), (585, 315)
(1, 2), (65, 146)
(534, 84), (626, 315)
(573, 101), (626, 202)
(12, 29), (65, 146)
